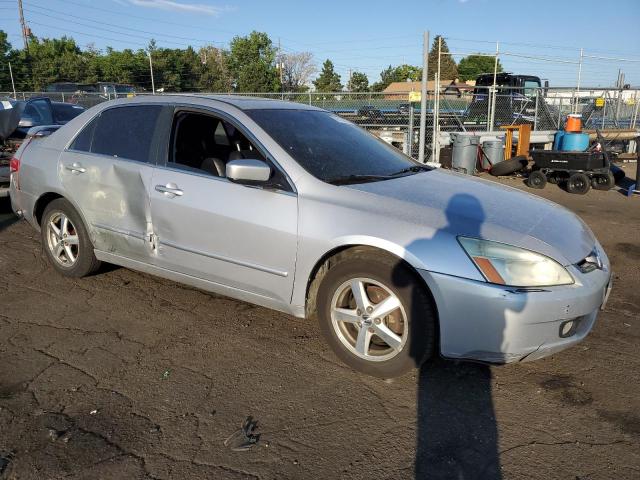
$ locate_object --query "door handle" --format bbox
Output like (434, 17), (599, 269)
(155, 184), (184, 197)
(65, 162), (86, 174)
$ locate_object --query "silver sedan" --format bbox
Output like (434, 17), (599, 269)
(9, 95), (612, 377)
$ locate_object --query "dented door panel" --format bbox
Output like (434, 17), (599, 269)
(60, 151), (155, 261)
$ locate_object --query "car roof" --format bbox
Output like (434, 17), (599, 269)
(103, 94), (324, 112)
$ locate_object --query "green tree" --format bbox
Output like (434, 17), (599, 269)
(0, 31), (12, 91)
(347, 71), (369, 92)
(371, 64), (421, 91)
(457, 54), (503, 82)
(313, 60), (342, 92)
(198, 46), (232, 92)
(427, 35), (457, 81)
(27, 36), (85, 90)
(228, 31), (279, 92)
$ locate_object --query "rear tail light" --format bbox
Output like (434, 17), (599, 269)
(9, 157), (20, 173)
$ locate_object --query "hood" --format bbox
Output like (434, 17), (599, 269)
(346, 169), (595, 265)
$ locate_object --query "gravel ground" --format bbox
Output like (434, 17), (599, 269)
(0, 165), (638, 480)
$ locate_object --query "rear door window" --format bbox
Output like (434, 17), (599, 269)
(91, 105), (164, 163)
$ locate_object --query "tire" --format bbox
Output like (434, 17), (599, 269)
(610, 165), (626, 183)
(547, 175), (559, 185)
(315, 249), (437, 378)
(490, 156), (527, 176)
(527, 170), (547, 189)
(566, 173), (590, 195)
(591, 172), (615, 191)
(41, 198), (101, 277)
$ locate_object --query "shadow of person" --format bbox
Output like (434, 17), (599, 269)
(0, 197), (18, 233)
(391, 192), (528, 479)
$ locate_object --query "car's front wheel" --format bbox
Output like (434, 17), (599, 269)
(41, 198), (101, 277)
(316, 250), (437, 378)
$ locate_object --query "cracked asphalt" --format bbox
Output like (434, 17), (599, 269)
(0, 166), (639, 479)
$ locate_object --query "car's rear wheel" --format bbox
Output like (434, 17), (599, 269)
(316, 250), (436, 378)
(41, 198), (101, 277)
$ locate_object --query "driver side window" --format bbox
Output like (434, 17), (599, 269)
(168, 111), (265, 178)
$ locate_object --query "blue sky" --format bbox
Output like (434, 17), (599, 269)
(2, 0), (639, 87)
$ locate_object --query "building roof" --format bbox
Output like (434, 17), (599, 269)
(383, 80), (475, 93)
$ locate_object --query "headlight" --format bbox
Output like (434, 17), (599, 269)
(458, 237), (574, 287)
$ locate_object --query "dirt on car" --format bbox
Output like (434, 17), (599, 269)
(0, 165), (638, 479)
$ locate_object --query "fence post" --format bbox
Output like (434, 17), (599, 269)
(533, 90), (539, 131)
(431, 36), (442, 163)
(408, 99), (415, 158)
(418, 30), (429, 163)
(558, 96), (563, 128)
(631, 90), (639, 129)
(488, 41), (499, 131)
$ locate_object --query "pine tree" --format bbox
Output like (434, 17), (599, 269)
(313, 60), (342, 92)
(347, 71), (369, 92)
(427, 35), (458, 81)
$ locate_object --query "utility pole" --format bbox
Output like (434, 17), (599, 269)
(8, 61), (16, 99)
(148, 51), (155, 94)
(17, 0), (29, 50)
(278, 38), (284, 98)
(575, 48), (583, 114)
(418, 30), (429, 163)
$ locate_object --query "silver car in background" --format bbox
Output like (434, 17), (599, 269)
(9, 96), (612, 377)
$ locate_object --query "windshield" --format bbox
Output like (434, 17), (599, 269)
(246, 109), (421, 183)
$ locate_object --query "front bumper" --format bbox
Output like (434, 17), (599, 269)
(419, 265), (611, 363)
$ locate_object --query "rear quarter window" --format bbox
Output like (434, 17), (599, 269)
(91, 105), (164, 163)
(69, 117), (98, 152)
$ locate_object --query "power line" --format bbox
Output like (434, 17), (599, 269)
(24, 3), (227, 46)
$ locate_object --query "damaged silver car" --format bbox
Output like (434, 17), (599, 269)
(9, 96), (612, 377)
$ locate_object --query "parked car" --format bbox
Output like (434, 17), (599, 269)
(397, 103), (411, 115)
(357, 105), (384, 120)
(96, 82), (136, 98)
(9, 96), (612, 377)
(13, 97), (85, 139)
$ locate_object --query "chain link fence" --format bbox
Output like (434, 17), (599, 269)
(2, 87), (638, 160)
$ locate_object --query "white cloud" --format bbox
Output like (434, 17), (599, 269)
(116, 0), (230, 16)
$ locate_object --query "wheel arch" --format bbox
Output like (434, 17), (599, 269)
(34, 192), (64, 227)
(304, 243), (440, 335)
(33, 191), (90, 235)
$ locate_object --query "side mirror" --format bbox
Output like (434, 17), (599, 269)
(18, 116), (35, 128)
(226, 159), (271, 183)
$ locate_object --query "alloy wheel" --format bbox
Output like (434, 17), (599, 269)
(46, 212), (79, 267)
(330, 277), (408, 362)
